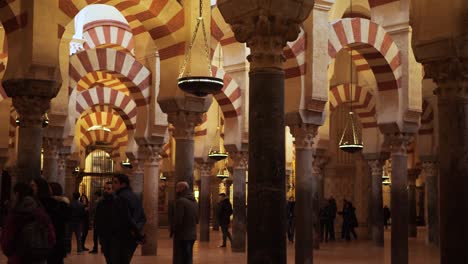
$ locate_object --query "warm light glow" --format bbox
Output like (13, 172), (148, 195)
(87, 125), (111, 132)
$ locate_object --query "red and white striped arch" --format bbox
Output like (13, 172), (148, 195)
(76, 86), (137, 130)
(419, 99), (434, 135)
(329, 84), (377, 128)
(79, 127), (127, 156)
(212, 66), (242, 119)
(83, 20), (135, 53)
(284, 32), (306, 83)
(329, 18), (402, 91)
(75, 71), (130, 95)
(69, 47), (150, 106)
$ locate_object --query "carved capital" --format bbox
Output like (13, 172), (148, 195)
(384, 133), (414, 155)
(231, 151), (248, 170)
(312, 154), (329, 175)
(422, 161), (437, 177)
(290, 124), (318, 150)
(168, 111), (203, 140)
(140, 144), (162, 166)
(13, 96), (50, 127)
(42, 138), (63, 159)
(367, 159), (385, 177)
(196, 161), (214, 177)
(425, 58), (468, 98)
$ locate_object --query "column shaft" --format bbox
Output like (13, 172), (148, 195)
(423, 159), (439, 245)
(248, 69), (286, 263)
(141, 147), (161, 256)
(437, 90), (468, 263)
(407, 172), (418, 238)
(391, 152), (409, 264)
(232, 152), (247, 252)
(212, 178), (220, 231)
(197, 162), (213, 242)
(175, 138), (195, 189)
(367, 159), (385, 247)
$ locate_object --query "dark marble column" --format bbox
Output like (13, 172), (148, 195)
(64, 159), (79, 198)
(386, 133), (413, 264)
(57, 152), (68, 189)
(421, 158), (438, 245)
(291, 124), (318, 263)
(311, 151), (328, 250)
(130, 159), (144, 200)
(168, 112), (202, 191)
(224, 178), (233, 197)
(424, 60), (468, 263)
(141, 144), (162, 256)
(196, 161), (214, 242)
(407, 168), (420, 238)
(366, 157), (386, 247)
(12, 96), (50, 183)
(211, 177), (221, 231)
(231, 152), (248, 252)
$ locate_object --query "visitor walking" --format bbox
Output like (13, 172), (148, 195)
(328, 196), (337, 240)
(90, 190), (102, 254)
(217, 193), (233, 247)
(69, 192), (85, 253)
(79, 193), (90, 251)
(319, 202), (331, 242)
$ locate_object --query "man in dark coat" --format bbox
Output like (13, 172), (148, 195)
(328, 196), (337, 240)
(173, 181), (198, 264)
(112, 174), (146, 264)
(217, 193), (233, 247)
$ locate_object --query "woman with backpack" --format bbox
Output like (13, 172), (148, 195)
(1, 182), (56, 264)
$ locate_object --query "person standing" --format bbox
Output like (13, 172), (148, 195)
(69, 192), (85, 253)
(217, 193), (233, 247)
(47, 182), (71, 264)
(286, 196), (295, 243)
(383, 205), (391, 230)
(89, 190), (102, 254)
(79, 194), (90, 251)
(112, 174), (146, 263)
(1, 182), (56, 264)
(319, 202), (330, 242)
(173, 181), (198, 264)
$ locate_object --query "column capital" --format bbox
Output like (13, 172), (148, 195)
(218, 1), (313, 70)
(195, 161), (214, 177)
(168, 111), (204, 140)
(290, 124), (318, 150)
(367, 159), (385, 176)
(421, 160), (437, 177)
(139, 144), (162, 166)
(383, 133), (414, 155)
(424, 58), (468, 98)
(13, 96), (50, 127)
(42, 137), (63, 159)
(231, 151), (248, 170)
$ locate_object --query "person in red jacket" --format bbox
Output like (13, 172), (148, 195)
(1, 182), (56, 264)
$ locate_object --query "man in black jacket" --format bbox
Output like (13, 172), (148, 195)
(217, 193), (233, 247)
(111, 174), (146, 263)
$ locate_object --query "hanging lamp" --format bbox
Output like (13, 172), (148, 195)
(339, 0), (363, 153)
(160, 172), (167, 181)
(177, 0), (223, 97)
(121, 158), (132, 169)
(208, 105), (228, 161)
(216, 160), (230, 179)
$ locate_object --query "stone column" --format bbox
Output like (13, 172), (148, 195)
(421, 158), (438, 245)
(365, 155), (387, 247)
(141, 144), (162, 256)
(290, 124), (317, 263)
(224, 178), (233, 197)
(217, 3), (314, 261)
(231, 151), (248, 252)
(42, 137), (62, 182)
(407, 168), (420, 238)
(65, 159), (79, 198)
(12, 96), (50, 183)
(211, 177), (220, 231)
(196, 161), (214, 242)
(425, 60), (468, 263)
(57, 152), (68, 189)
(311, 151), (328, 250)
(168, 111), (203, 190)
(131, 158), (144, 200)
(386, 133), (413, 264)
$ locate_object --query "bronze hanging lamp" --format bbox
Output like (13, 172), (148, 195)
(208, 105), (228, 161)
(177, 0), (223, 97)
(339, 0), (363, 153)
(216, 159), (230, 179)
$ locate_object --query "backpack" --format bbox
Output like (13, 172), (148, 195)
(16, 217), (52, 261)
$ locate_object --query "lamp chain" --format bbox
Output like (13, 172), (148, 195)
(178, 0), (212, 78)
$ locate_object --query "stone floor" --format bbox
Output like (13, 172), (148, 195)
(1, 227), (439, 263)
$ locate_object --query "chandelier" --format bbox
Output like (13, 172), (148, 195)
(338, 0), (363, 153)
(216, 159), (230, 179)
(177, 0), (223, 97)
(208, 105), (228, 161)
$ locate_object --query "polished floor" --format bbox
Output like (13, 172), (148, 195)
(1, 227), (439, 263)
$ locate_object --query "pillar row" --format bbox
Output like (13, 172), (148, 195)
(311, 151), (328, 250)
(421, 158), (438, 245)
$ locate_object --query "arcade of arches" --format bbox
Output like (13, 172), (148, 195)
(0, 0), (466, 263)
